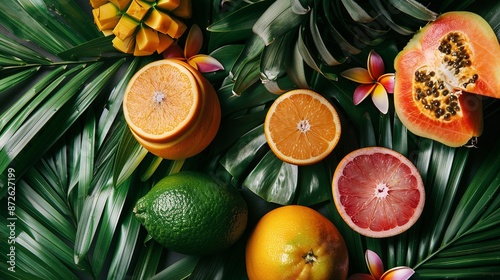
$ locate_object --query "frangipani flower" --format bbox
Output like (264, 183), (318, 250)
(162, 24), (224, 73)
(341, 50), (395, 114)
(348, 250), (414, 280)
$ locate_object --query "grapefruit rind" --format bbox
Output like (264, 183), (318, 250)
(332, 147), (425, 238)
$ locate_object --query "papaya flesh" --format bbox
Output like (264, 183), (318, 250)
(394, 11), (500, 147)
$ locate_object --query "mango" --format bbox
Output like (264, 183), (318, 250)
(113, 14), (139, 40)
(156, 0), (180, 11)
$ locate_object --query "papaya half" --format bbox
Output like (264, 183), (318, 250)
(394, 11), (500, 147)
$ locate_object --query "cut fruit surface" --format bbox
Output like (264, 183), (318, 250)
(123, 59), (201, 143)
(394, 11), (499, 147)
(92, 0), (192, 56)
(132, 60), (221, 159)
(332, 147), (425, 238)
(264, 89), (341, 166)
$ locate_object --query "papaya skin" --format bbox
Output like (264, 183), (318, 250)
(393, 11), (499, 147)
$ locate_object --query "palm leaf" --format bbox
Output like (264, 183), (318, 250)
(1, 0), (499, 279)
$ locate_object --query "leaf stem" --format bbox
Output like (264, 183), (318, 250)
(0, 59), (100, 71)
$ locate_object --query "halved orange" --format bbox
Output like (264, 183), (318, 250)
(129, 59), (221, 160)
(332, 147), (425, 238)
(264, 89), (341, 166)
(123, 59), (201, 143)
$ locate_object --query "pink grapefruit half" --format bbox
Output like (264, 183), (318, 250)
(332, 147), (425, 238)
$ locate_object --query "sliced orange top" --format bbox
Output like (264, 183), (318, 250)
(264, 89), (341, 166)
(123, 59), (201, 142)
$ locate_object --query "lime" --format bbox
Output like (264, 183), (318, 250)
(134, 171), (248, 255)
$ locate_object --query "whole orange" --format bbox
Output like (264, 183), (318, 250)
(245, 205), (349, 280)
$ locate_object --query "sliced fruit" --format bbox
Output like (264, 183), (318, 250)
(135, 25), (159, 53)
(157, 32), (175, 53)
(108, 0), (132, 10)
(394, 11), (499, 147)
(113, 14), (139, 40)
(112, 35), (135, 53)
(156, 0), (180, 11)
(246, 205), (349, 280)
(132, 62), (221, 159)
(264, 89), (341, 166)
(92, 2), (121, 31)
(144, 8), (172, 34)
(91, 0), (192, 56)
(123, 59), (201, 143)
(90, 0), (109, 9)
(126, 0), (152, 21)
(166, 15), (187, 39)
(171, 0), (191, 19)
(332, 147), (425, 238)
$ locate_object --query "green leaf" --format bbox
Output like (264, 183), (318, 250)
(75, 111), (96, 220)
(252, 0), (309, 45)
(0, 63), (99, 174)
(231, 34), (265, 80)
(73, 181), (114, 265)
(340, 0), (374, 23)
(220, 124), (268, 180)
(309, 6), (346, 66)
(442, 141), (500, 244)
(0, 33), (50, 65)
(231, 55), (261, 95)
(113, 125), (148, 188)
(244, 151), (298, 205)
(367, 0), (415, 35)
(106, 189), (143, 279)
(0, 68), (39, 94)
(16, 0), (86, 46)
(16, 232), (79, 280)
(0, 1), (69, 54)
(387, 0), (438, 21)
(91, 171), (132, 275)
(58, 36), (120, 60)
(0, 66), (65, 132)
(17, 180), (76, 242)
(207, 0), (272, 32)
(43, 0), (101, 40)
(260, 30), (295, 87)
(96, 57), (141, 148)
(1, 59), (124, 189)
(151, 255), (200, 280)
(295, 162), (332, 205)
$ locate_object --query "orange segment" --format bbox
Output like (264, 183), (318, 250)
(332, 147), (425, 238)
(264, 89), (341, 166)
(123, 59), (201, 142)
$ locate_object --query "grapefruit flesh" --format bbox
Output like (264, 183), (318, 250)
(332, 147), (425, 238)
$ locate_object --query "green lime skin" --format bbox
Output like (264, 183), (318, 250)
(134, 171), (248, 255)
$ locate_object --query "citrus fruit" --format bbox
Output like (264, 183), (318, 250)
(332, 147), (425, 238)
(264, 89), (341, 166)
(129, 60), (221, 159)
(245, 205), (349, 280)
(123, 59), (221, 160)
(134, 171), (248, 255)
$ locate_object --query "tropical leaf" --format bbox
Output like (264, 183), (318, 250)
(1, 0), (499, 279)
